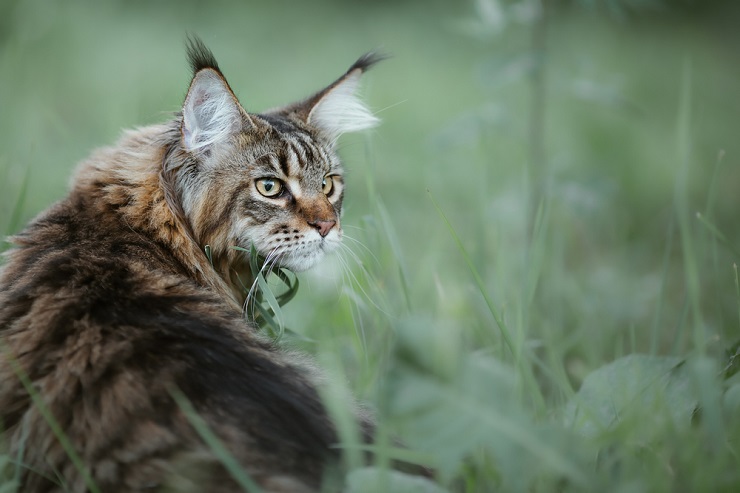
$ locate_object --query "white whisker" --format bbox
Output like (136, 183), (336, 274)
(336, 242), (390, 316)
(342, 234), (380, 267)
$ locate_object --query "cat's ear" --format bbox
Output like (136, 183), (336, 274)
(281, 53), (385, 142)
(181, 37), (251, 152)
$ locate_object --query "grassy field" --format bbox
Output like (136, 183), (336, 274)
(2, 0), (740, 491)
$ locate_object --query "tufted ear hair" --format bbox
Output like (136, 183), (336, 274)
(272, 52), (386, 143)
(181, 36), (252, 152)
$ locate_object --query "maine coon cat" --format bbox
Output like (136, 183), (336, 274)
(0, 37), (383, 492)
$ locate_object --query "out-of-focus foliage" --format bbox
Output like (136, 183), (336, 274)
(1, 0), (740, 491)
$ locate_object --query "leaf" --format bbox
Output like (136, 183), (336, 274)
(255, 271), (284, 340)
(204, 244), (213, 268)
(229, 245), (299, 341)
(345, 467), (448, 493)
(564, 354), (696, 439)
(387, 318), (588, 489)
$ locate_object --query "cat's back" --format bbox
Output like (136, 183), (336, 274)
(0, 37), (388, 492)
(0, 178), (336, 492)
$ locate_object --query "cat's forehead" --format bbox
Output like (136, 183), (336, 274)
(234, 120), (341, 177)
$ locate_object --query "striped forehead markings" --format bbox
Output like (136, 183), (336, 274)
(293, 132), (334, 172)
(280, 133), (328, 175)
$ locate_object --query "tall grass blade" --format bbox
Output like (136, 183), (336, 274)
(4, 166), (30, 238)
(427, 189), (515, 356)
(169, 388), (262, 493)
(255, 272), (285, 340)
(696, 213), (740, 259)
(650, 218), (675, 354)
(734, 263), (740, 331)
(673, 59), (705, 353)
(376, 201), (413, 312)
(1, 345), (101, 493)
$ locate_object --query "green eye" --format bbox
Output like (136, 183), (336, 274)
(256, 178), (283, 197)
(322, 176), (334, 196)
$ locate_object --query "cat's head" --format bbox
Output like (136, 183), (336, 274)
(170, 37), (381, 274)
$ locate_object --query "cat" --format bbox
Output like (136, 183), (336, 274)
(0, 36), (384, 492)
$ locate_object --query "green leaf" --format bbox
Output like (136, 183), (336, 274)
(564, 354), (696, 439)
(387, 318), (588, 488)
(255, 271), (284, 340)
(346, 467), (448, 493)
(229, 245), (299, 341)
(204, 244), (213, 268)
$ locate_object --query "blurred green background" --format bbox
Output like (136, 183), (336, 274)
(2, 0), (740, 491)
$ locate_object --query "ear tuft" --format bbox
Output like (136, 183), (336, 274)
(186, 34), (221, 75)
(182, 69), (242, 152)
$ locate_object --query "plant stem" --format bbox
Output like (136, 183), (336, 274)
(528, 0), (548, 236)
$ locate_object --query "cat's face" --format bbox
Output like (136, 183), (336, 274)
(184, 118), (346, 272)
(174, 42), (380, 273)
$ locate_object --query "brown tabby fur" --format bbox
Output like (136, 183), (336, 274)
(0, 38), (383, 492)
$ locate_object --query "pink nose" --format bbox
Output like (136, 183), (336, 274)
(308, 220), (336, 237)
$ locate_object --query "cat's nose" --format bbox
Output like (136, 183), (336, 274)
(308, 219), (336, 237)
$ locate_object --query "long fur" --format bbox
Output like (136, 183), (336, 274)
(0, 37), (385, 493)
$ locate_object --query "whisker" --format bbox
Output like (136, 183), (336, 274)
(340, 235), (379, 267)
(342, 234), (381, 267)
(335, 248), (368, 353)
(336, 242), (390, 316)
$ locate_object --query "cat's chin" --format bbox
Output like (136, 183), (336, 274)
(278, 250), (327, 272)
(277, 240), (340, 272)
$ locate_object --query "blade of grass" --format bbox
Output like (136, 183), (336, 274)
(696, 213), (740, 259)
(734, 264), (740, 330)
(204, 244), (214, 268)
(169, 388), (262, 493)
(673, 58), (705, 354)
(427, 189), (515, 356)
(255, 272), (285, 340)
(4, 166), (30, 238)
(375, 200), (413, 312)
(1, 345), (101, 493)
(273, 268), (299, 307)
(331, 443), (437, 469)
(650, 217), (676, 354)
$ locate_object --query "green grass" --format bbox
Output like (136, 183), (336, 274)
(2, 0), (740, 491)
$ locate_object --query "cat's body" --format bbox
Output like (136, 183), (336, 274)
(0, 39), (381, 492)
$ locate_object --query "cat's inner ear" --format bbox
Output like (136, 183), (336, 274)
(275, 53), (383, 143)
(306, 68), (378, 141)
(182, 69), (245, 152)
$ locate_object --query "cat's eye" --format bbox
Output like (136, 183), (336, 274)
(256, 178), (283, 197)
(322, 176), (334, 196)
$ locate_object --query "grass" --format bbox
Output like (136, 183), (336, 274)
(2, 0), (740, 491)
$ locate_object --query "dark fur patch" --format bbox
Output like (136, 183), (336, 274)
(258, 113), (298, 134)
